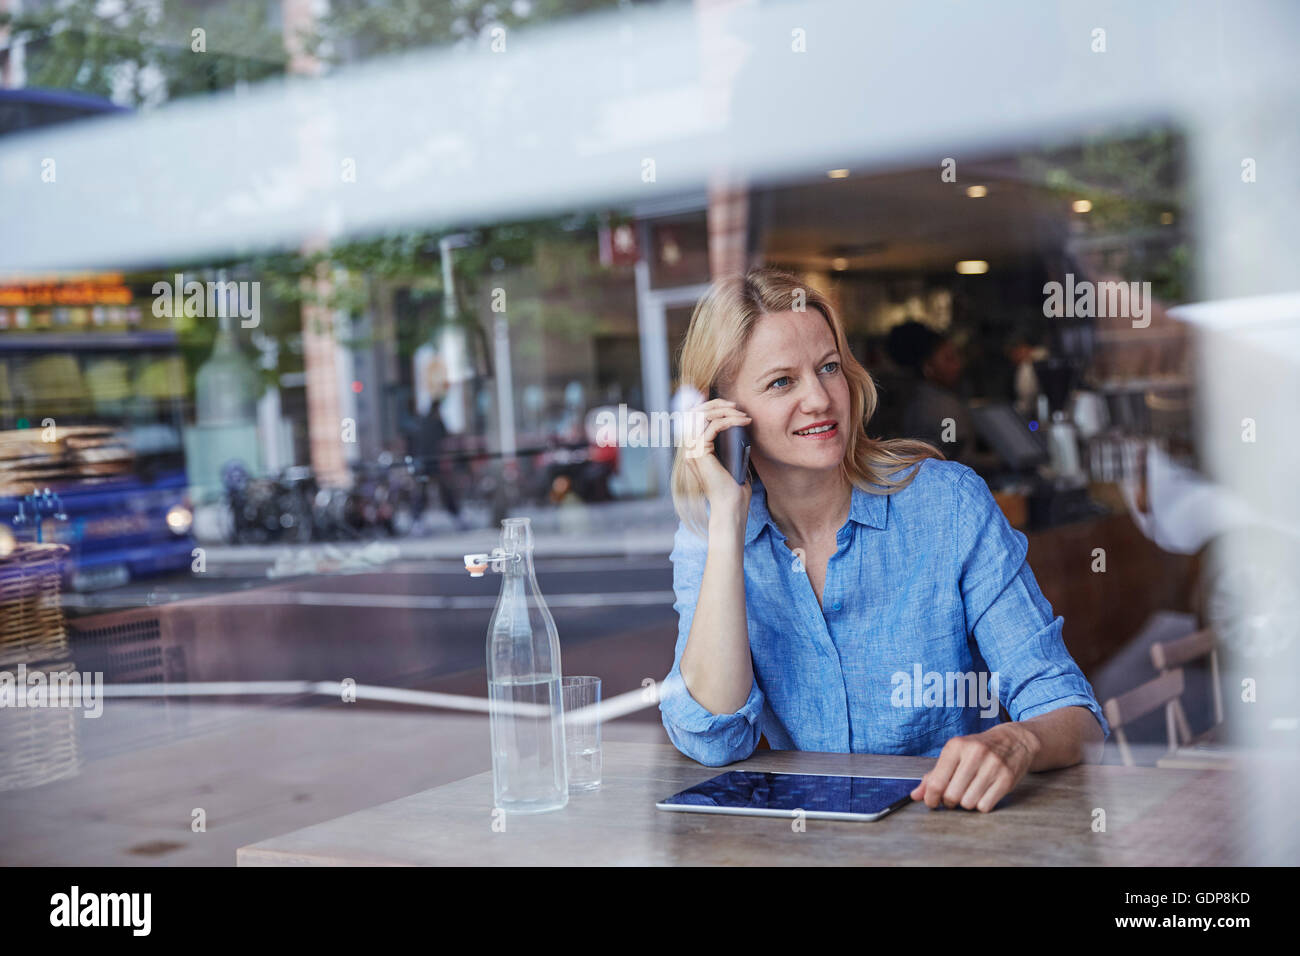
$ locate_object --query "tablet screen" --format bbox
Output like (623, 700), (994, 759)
(659, 771), (920, 819)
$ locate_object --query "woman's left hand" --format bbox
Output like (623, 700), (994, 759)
(910, 723), (1042, 813)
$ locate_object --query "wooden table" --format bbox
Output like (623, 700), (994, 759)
(1155, 747), (1241, 770)
(1154, 724), (1234, 770)
(237, 741), (1277, 866)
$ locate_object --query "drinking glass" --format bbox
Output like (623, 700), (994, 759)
(561, 676), (602, 791)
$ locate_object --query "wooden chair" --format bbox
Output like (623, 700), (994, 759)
(1149, 628), (1223, 749)
(1101, 669), (1185, 767)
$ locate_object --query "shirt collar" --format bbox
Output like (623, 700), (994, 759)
(745, 474), (889, 546)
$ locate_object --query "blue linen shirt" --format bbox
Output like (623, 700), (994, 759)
(659, 457), (1110, 766)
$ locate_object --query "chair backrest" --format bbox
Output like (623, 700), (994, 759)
(1150, 627), (1214, 669)
(1150, 627), (1223, 735)
(1101, 669), (1185, 766)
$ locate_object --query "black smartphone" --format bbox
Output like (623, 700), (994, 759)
(709, 387), (752, 484)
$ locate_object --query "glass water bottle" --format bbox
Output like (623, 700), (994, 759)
(466, 517), (568, 813)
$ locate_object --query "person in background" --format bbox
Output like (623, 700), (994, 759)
(1007, 339), (1048, 420)
(858, 335), (910, 439)
(549, 474), (590, 535)
(886, 320), (978, 465)
(409, 397), (467, 531)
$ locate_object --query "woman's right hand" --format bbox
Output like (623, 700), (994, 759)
(682, 397), (753, 522)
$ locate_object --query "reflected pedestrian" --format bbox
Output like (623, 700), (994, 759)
(410, 397), (468, 531)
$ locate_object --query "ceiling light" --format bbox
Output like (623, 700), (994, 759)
(956, 260), (989, 275)
(965, 185), (987, 198)
(831, 257), (848, 271)
(827, 169), (849, 179)
(1072, 199), (1093, 213)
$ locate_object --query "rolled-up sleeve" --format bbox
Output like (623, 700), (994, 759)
(953, 469), (1110, 739)
(659, 521), (766, 766)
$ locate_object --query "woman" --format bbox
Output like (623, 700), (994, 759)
(660, 268), (1107, 813)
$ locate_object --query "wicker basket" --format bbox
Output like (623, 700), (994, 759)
(0, 543), (82, 790)
(0, 542), (71, 666)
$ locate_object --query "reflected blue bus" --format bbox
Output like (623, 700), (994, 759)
(1, 89), (195, 589)
(0, 327), (197, 590)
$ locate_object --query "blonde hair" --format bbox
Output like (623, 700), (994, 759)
(671, 267), (943, 540)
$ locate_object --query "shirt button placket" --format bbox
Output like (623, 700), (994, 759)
(828, 529), (849, 615)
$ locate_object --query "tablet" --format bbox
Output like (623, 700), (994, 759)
(656, 770), (921, 822)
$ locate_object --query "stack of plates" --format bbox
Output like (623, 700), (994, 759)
(0, 426), (134, 496)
